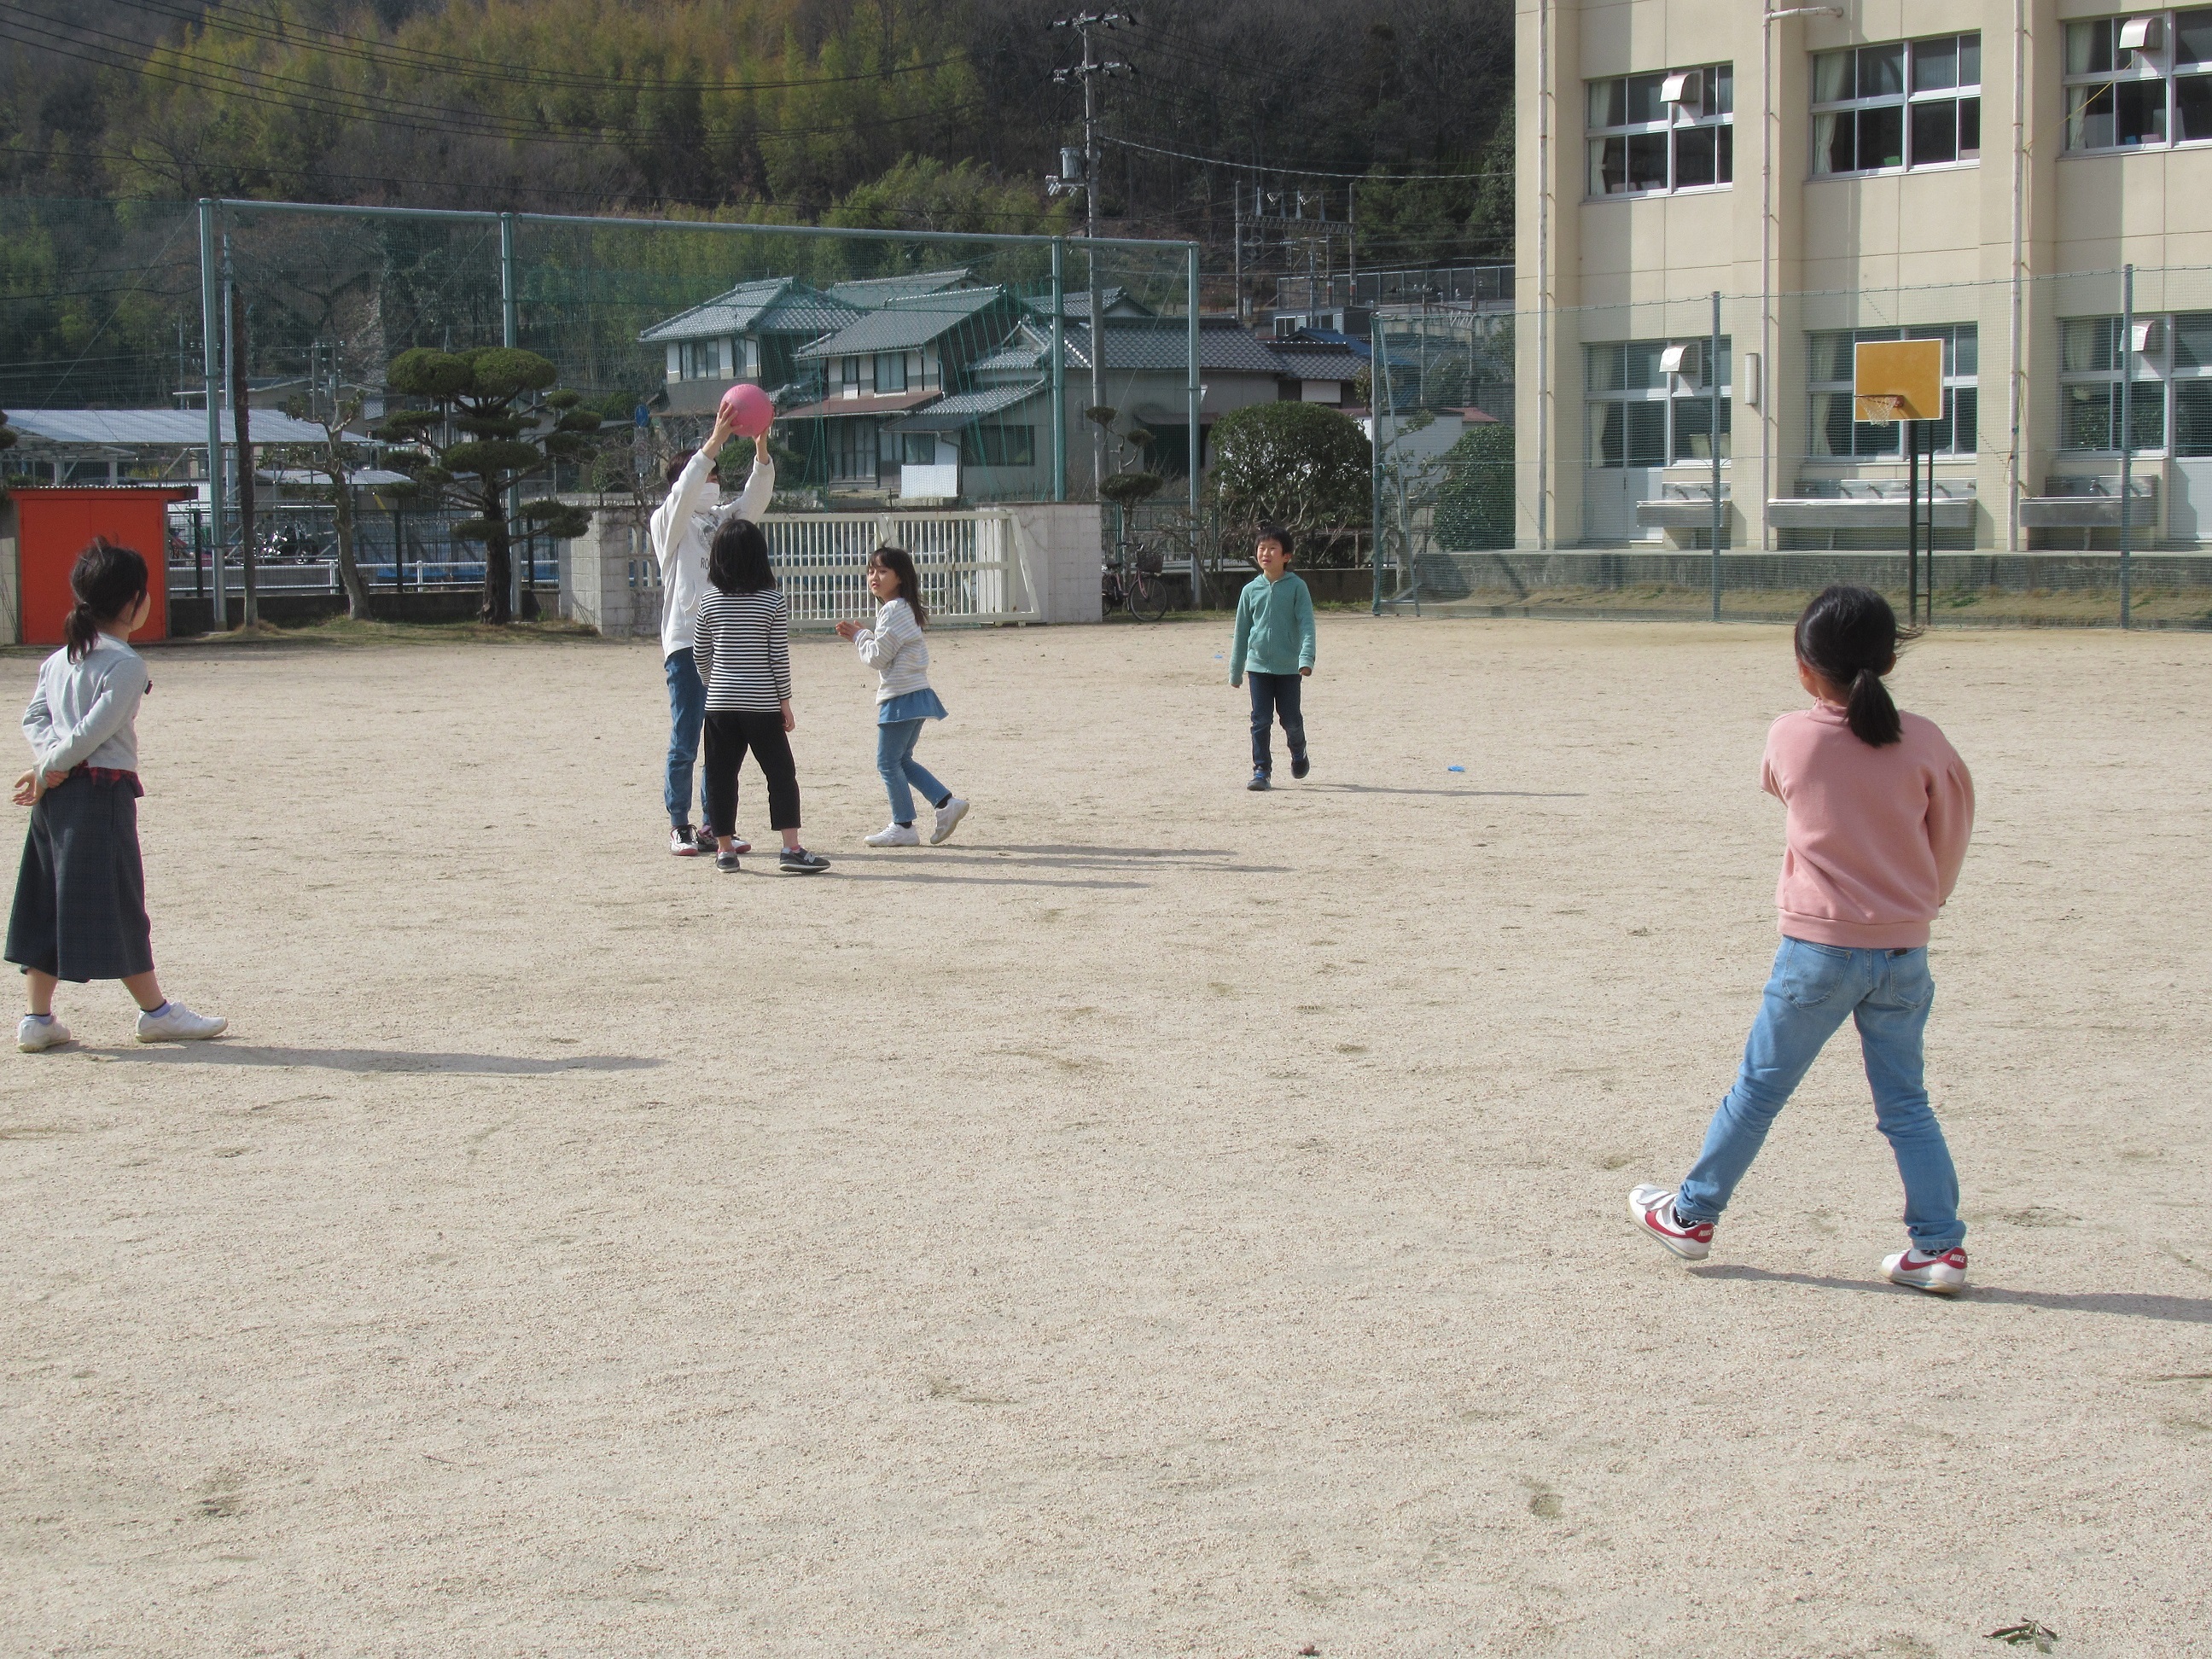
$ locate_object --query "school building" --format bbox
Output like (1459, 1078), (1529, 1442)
(1515, 0), (2212, 551)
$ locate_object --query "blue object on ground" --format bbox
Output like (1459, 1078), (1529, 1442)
(1447, 765), (1465, 772)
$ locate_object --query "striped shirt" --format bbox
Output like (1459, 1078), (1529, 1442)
(693, 587), (792, 712)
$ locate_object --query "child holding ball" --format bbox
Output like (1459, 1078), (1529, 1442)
(1630, 584), (1975, 1293)
(9, 539), (226, 1051)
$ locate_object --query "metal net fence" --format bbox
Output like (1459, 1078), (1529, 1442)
(1373, 267), (2212, 628)
(1, 196), (1199, 617)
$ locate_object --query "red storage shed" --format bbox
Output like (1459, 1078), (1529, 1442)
(4, 487), (186, 647)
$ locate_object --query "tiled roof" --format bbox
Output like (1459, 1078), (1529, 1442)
(1272, 344), (1365, 380)
(1019, 286), (1152, 320)
(793, 288), (1014, 358)
(886, 381), (1049, 432)
(637, 279), (859, 344)
(825, 268), (974, 308)
(778, 388), (943, 422)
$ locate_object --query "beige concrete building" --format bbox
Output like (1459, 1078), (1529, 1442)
(1516, 0), (2212, 550)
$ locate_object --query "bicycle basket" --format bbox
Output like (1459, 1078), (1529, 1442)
(1133, 548), (1164, 575)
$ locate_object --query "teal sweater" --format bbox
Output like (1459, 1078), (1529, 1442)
(1229, 570), (1317, 682)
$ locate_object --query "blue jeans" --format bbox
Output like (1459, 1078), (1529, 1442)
(1675, 938), (1965, 1249)
(876, 718), (950, 825)
(663, 649), (711, 829)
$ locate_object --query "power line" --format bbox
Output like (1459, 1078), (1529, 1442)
(1098, 135), (1500, 183)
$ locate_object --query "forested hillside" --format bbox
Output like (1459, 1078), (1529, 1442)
(0, 0), (1512, 266)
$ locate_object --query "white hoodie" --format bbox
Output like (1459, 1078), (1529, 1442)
(649, 448), (774, 659)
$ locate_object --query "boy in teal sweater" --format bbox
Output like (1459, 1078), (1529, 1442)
(1228, 524), (1317, 791)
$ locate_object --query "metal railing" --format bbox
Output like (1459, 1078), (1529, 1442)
(1276, 264), (1514, 314)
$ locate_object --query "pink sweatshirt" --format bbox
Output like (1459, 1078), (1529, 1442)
(1761, 702), (1975, 949)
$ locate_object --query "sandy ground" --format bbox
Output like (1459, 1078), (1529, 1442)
(2, 614), (2208, 1659)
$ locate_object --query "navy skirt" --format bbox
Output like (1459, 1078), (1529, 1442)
(5, 772), (154, 982)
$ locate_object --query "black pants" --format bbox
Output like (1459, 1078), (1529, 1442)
(1247, 672), (1307, 773)
(702, 710), (800, 835)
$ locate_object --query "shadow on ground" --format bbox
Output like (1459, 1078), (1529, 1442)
(1690, 1262), (2212, 1324)
(78, 1046), (661, 1074)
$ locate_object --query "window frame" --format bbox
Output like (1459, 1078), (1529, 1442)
(959, 423), (1038, 469)
(2056, 311), (2212, 455)
(1584, 338), (1733, 469)
(1810, 33), (1982, 178)
(1586, 63), (1736, 200)
(2064, 9), (2212, 153)
(1804, 324), (1980, 459)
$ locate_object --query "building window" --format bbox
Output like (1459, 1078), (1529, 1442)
(830, 421), (876, 480)
(960, 425), (1036, 468)
(1585, 340), (1732, 467)
(2065, 11), (2212, 151)
(1587, 65), (1734, 197)
(681, 338), (724, 380)
(1807, 325), (1979, 457)
(1813, 35), (1981, 175)
(899, 434), (938, 465)
(2058, 312), (2212, 452)
(875, 352), (910, 393)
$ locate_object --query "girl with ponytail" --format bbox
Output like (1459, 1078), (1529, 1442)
(1630, 584), (1978, 1295)
(9, 539), (225, 1051)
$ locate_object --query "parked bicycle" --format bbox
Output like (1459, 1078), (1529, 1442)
(1102, 540), (1168, 623)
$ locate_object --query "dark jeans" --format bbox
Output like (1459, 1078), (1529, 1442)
(1247, 672), (1307, 773)
(663, 648), (711, 829)
(702, 710), (801, 836)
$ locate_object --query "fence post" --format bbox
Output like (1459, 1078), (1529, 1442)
(198, 199), (228, 630)
(1186, 241), (1203, 609)
(501, 211), (522, 620)
(2120, 262), (2134, 630)
(1371, 313), (1388, 614)
(1709, 289), (1723, 623)
(1051, 237), (1067, 504)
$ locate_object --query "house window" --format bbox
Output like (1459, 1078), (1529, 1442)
(1807, 325), (1979, 457)
(1587, 64), (1733, 196)
(1585, 340), (1732, 467)
(2058, 312), (2212, 451)
(2065, 11), (2212, 151)
(1813, 35), (1981, 174)
(960, 425), (1036, 468)
(839, 357), (865, 393)
(830, 421), (877, 480)
(682, 339), (724, 380)
(875, 352), (910, 393)
(900, 434), (938, 465)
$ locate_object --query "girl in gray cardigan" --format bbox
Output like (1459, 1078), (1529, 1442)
(9, 539), (225, 1051)
(835, 547), (970, 848)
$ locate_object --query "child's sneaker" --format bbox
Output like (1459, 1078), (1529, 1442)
(929, 797), (969, 845)
(16, 1013), (70, 1052)
(865, 824), (920, 847)
(135, 1003), (227, 1043)
(706, 826), (750, 854)
(671, 826), (701, 857)
(1247, 770), (1271, 791)
(1883, 1243), (1968, 1295)
(1628, 1185), (1713, 1260)
(715, 847), (742, 873)
(778, 847), (831, 875)
(1290, 753), (1311, 779)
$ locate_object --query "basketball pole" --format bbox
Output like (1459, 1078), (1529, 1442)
(2121, 263), (2134, 630)
(1709, 290), (1723, 622)
(1906, 414), (1918, 628)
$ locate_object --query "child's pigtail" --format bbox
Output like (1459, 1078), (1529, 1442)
(63, 598), (102, 664)
(1845, 665), (1903, 748)
(62, 538), (150, 663)
(1795, 582), (1915, 748)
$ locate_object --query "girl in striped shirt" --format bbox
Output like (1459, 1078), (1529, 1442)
(691, 521), (830, 876)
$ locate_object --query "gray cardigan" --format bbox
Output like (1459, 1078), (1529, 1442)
(23, 635), (148, 775)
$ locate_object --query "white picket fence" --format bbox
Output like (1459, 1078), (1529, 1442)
(608, 509), (1033, 633)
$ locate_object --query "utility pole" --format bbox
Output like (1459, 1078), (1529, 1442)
(1049, 10), (1135, 499)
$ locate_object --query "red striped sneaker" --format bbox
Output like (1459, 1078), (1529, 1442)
(1628, 1185), (1714, 1260)
(1883, 1243), (1968, 1295)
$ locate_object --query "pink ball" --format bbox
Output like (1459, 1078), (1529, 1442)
(719, 381), (774, 438)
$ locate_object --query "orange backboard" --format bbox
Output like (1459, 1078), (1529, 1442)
(1853, 339), (1944, 422)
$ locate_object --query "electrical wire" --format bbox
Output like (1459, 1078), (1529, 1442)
(1098, 134), (1500, 183)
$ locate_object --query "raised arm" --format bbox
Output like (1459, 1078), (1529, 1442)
(649, 407), (736, 568)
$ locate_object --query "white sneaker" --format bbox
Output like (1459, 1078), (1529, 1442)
(1627, 1184), (1714, 1261)
(136, 1002), (228, 1043)
(1883, 1243), (1969, 1295)
(864, 823), (921, 847)
(929, 797), (970, 845)
(17, 1014), (70, 1052)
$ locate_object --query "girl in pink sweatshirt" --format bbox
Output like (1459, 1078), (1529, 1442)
(1630, 584), (1976, 1294)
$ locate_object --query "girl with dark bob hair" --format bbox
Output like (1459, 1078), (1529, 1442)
(9, 539), (227, 1049)
(836, 546), (969, 847)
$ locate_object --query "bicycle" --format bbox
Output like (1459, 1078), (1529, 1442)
(1102, 540), (1169, 623)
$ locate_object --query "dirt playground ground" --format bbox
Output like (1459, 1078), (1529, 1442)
(2, 615), (2208, 1658)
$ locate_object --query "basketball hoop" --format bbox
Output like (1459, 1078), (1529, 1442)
(1853, 393), (1909, 423)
